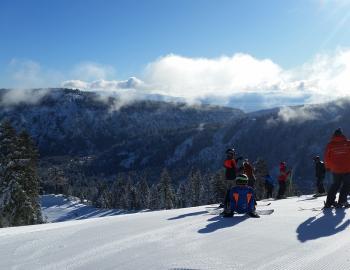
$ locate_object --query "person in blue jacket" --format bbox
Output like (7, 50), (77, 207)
(265, 174), (274, 198)
(223, 174), (260, 218)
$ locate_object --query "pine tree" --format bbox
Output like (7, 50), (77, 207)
(0, 121), (42, 227)
(110, 175), (125, 209)
(129, 184), (138, 210)
(95, 182), (112, 208)
(176, 182), (187, 208)
(16, 130), (42, 224)
(254, 158), (269, 199)
(212, 171), (226, 204)
(136, 178), (150, 209)
(204, 172), (216, 205)
(149, 184), (160, 210)
(158, 169), (175, 209)
(187, 169), (203, 207)
(47, 166), (68, 194)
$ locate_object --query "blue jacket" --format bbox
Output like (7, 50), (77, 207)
(265, 175), (275, 186)
(229, 185), (256, 213)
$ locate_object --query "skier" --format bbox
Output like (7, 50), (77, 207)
(223, 174), (259, 218)
(264, 174), (274, 198)
(313, 156), (326, 195)
(243, 159), (256, 188)
(277, 161), (291, 199)
(324, 128), (350, 208)
(221, 148), (242, 208)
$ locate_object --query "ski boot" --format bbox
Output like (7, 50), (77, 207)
(323, 201), (337, 209)
(247, 211), (260, 218)
(336, 201), (350, 208)
(222, 209), (234, 218)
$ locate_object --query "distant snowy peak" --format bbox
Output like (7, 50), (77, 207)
(61, 76), (145, 91)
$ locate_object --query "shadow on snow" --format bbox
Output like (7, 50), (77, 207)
(296, 208), (350, 242)
(198, 215), (248, 234)
(168, 210), (208, 220)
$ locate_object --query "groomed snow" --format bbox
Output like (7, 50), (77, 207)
(41, 194), (131, 222)
(0, 195), (349, 270)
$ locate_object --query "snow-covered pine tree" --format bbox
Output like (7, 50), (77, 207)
(118, 177), (133, 210)
(204, 172), (216, 205)
(16, 130), (42, 224)
(136, 178), (150, 209)
(187, 169), (204, 207)
(175, 181), (187, 208)
(0, 121), (42, 227)
(129, 184), (138, 210)
(47, 166), (68, 194)
(149, 183), (160, 210)
(110, 175), (125, 209)
(95, 182), (112, 208)
(212, 171), (226, 204)
(254, 158), (269, 199)
(158, 168), (175, 209)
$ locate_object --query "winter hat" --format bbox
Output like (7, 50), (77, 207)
(333, 128), (343, 136)
(226, 148), (235, 155)
(235, 174), (248, 185)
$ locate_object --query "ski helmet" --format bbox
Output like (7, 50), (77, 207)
(235, 174), (248, 185)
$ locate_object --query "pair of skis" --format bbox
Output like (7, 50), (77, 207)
(299, 201), (350, 212)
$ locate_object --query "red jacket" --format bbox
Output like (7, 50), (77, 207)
(243, 162), (254, 178)
(324, 135), (350, 173)
(278, 163), (290, 182)
(224, 159), (237, 180)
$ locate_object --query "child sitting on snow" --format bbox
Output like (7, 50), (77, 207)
(223, 174), (260, 218)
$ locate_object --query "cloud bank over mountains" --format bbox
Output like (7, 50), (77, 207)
(4, 48), (350, 111)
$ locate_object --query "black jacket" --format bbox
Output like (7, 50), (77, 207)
(315, 161), (326, 178)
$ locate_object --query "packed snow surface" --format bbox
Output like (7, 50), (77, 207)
(41, 194), (129, 222)
(0, 195), (349, 270)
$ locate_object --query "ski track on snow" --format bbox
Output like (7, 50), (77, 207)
(0, 195), (349, 270)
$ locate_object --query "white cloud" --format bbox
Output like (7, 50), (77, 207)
(141, 49), (350, 107)
(5, 48), (350, 112)
(271, 106), (320, 124)
(7, 59), (63, 89)
(70, 62), (116, 81)
(0, 88), (50, 106)
(61, 77), (144, 91)
(144, 53), (283, 98)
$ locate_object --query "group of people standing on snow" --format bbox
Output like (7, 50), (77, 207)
(223, 148), (292, 201)
(222, 127), (350, 215)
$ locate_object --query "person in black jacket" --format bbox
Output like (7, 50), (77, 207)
(313, 156), (326, 194)
(221, 148), (243, 209)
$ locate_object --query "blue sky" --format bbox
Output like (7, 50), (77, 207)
(1, 0), (350, 109)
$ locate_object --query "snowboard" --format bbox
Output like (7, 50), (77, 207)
(258, 202), (272, 207)
(220, 209), (274, 217)
(298, 207), (324, 211)
(312, 193), (327, 198)
(256, 209), (274, 215)
(299, 203), (350, 212)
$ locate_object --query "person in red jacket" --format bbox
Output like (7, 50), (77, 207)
(277, 161), (291, 199)
(324, 128), (350, 208)
(222, 148), (242, 209)
(243, 159), (256, 188)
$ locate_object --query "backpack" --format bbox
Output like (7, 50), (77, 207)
(229, 186), (256, 214)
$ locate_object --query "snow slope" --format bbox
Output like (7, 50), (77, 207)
(0, 195), (349, 270)
(41, 195), (130, 222)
